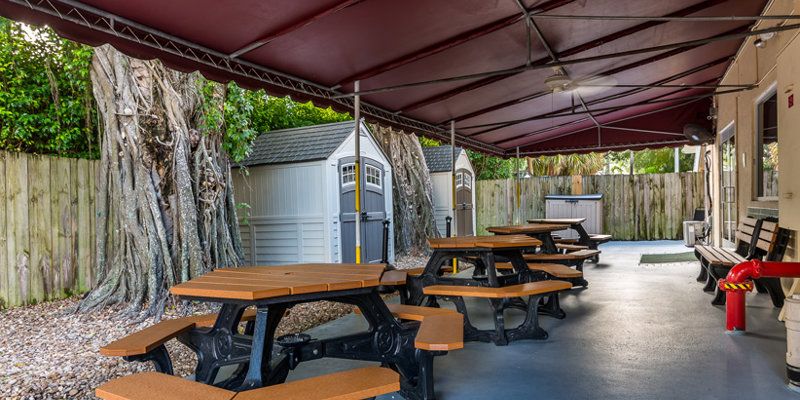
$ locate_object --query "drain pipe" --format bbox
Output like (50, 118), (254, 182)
(720, 260), (800, 331)
(786, 297), (800, 389)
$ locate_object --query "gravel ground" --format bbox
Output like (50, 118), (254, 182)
(0, 255), (429, 400)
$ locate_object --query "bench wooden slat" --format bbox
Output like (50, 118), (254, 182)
(703, 247), (735, 265)
(589, 234), (612, 241)
(713, 249), (737, 265)
(405, 266), (453, 276)
(527, 263), (584, 278)
(102, 310), (260, 356)
(415, 312), (464, 351)
(555, 243), (589, 251)
(96, 371), (235, 400)
(523, 249), (600, 261)
(354, 303), (455, 321)
(735, 231), (752, 243)
(383, 303), (458, 321)
(423, 280), (571, 298)
(379, 270), (407, 286)
(494, 262), (582, 278)
(232, 366), (400, 400)
(355, 304), (462, 350)
(696, 245), (745, 266)
(99, 319), (196, 357)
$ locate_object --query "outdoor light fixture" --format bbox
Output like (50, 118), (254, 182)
(755, 32), (776, 48)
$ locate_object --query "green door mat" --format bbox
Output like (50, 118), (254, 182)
(639, 252), (698, 264)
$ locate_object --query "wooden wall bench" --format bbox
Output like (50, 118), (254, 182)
(694, 218), (789, 306)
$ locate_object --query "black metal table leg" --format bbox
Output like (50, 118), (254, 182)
(179, 303), (259, 387)
(506, 293), (550, 342)
(123, 344), (173, 374)
(240, 305), (289, 390)
(537, 293), (566, 319)
(573, 223), (592, 247)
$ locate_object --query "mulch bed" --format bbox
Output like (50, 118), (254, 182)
(0, 254), (428, 400)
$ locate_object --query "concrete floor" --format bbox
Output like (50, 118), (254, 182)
(288, 241), (797, 399)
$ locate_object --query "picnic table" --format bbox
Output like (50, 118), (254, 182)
(168, 263), (447, 400)
(527, 218), (611, 261)
(407, 235), (542, 298)
(406, 235), (571, 345)
(485, 223), (569, 254)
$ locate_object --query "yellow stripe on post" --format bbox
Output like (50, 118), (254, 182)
(355, 159), (361, 264)
(451, 173), (457, 274)
(516, 180), (521, 226)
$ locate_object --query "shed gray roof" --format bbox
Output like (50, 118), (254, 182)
(421, 145), (463, 173)
(236, 121), (357, 166)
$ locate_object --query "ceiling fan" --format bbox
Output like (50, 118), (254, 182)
(543, 70), (618, 97)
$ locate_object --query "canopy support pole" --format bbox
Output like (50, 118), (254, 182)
(451, 121), (458, 274)
(516, 147), (521, 225)
(354, 80), (362, 263)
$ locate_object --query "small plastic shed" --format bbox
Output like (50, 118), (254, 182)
(232, 121), (394, 265)
(545, 194), (604, 239)
(421, 145), (476, 236)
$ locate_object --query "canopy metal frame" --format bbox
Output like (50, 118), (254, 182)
(2, 0), (788, 157)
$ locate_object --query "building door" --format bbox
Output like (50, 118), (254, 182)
(719, 124), (736, 247)
(340, 157), (387, 263)
(455, 169), (474, 236)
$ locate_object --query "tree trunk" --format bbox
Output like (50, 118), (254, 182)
(78, 45), (243, 319)
(370, 124), (439, 256)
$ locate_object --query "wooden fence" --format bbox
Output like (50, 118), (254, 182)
(0, 151), (98, 308)
(476, 172), (706, 240)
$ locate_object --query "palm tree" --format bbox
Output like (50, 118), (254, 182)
(526, 153), (604, 176)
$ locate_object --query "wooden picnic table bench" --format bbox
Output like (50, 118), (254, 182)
(423, 280), (572, 345)
(406, 234), (576, 345)
(496, 262), (585, 287)
(100, 309), (259, 374)
(523, 249), (600, 271)
(555, 243), (590, 252)
(528, 218), (610, 262)
(487, 224), (599, 270)
(486, 224), (568, 254)
(96, 366), (400, 400)
(356, 303), (464, 351)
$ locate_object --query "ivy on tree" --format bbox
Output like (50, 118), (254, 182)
(0, 17), (97, 158)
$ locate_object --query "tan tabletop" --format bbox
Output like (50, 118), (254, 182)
(427, 234), (541, 249)
(170, 263), (386, 301)
(486, 223), (570, 234)
(527, 218), (587, 225)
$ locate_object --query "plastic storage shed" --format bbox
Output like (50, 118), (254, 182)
(545, 194), (604, 240)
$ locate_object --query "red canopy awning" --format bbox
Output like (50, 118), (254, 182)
(0, 0), (775, 157)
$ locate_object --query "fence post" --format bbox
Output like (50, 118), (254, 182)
(381, 219), (390, 264)
(445, 216), (452, 238)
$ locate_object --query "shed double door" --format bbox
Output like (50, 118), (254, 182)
(340, 157), (386, 263)
(455, 168), (473, 236)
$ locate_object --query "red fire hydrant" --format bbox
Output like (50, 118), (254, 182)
(718, 278), (754, 331)
(720, 259), (800, 331)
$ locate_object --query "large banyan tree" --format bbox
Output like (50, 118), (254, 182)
(77, 45), (440, 319)
(77, 45), (245, 318)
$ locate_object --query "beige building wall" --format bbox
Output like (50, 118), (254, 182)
(713, 0), (797, 259)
